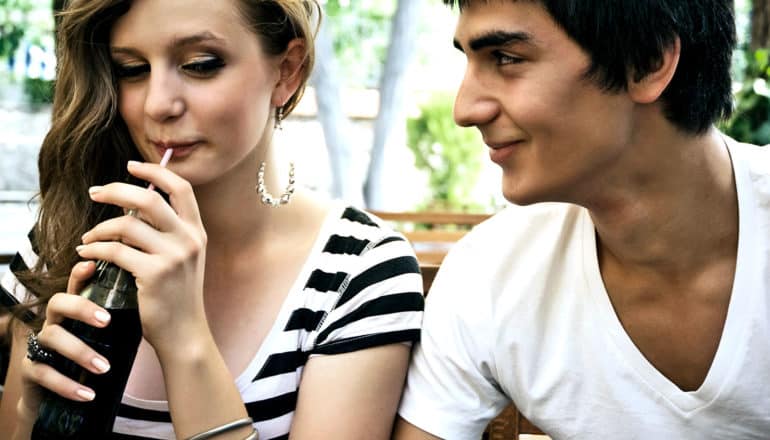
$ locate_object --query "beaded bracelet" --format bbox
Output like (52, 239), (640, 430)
(186, 417), (255, 440)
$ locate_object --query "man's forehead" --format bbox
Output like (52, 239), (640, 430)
(452, 1), (548, 50)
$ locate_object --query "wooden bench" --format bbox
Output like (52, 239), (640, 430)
(420, 264), (546, 440)
(368, 211), (492, 265)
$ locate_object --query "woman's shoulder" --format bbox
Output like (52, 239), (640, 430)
(325, 205), (411, 247)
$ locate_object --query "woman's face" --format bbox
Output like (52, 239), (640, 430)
(110, 0), (283, 187)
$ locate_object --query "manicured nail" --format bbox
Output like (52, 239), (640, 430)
(94, 310), (111, 324)
(91, 357), (110, 373)
(76, 245), (85, 253)
(127, 160), (140, 168)
(88, 186), (103, 195)
(76, 388), (95, 401)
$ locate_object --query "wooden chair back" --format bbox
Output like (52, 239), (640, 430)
(420, 262), (545, 440)
(369, 211), (492, 264)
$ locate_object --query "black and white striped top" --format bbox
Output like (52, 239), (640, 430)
(0, 205), (424, 439)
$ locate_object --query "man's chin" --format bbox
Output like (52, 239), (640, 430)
(501, 183), (540, 206)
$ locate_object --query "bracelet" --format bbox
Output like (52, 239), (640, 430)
(186, 417), (254, 440)
(243, 429), (259, 440)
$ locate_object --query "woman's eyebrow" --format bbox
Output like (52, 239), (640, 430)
(111, 31), (226, 55)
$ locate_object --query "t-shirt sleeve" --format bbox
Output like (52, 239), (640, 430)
(1, 229), (41, 322)
(397, 244), (509, 440)
(312, 231), (424, 355)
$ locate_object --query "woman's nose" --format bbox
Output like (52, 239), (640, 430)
(143, 70), (185, 122)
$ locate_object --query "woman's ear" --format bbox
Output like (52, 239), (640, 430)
(272, 38), (307, 107)
(628, 37), (681, 104)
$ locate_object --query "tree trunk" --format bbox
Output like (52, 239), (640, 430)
(310, 21), (364, 205)
(752, 0), (770, 49)
(363, 0), (423, 209)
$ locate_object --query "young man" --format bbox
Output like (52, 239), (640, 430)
(394, 1), (770, 439)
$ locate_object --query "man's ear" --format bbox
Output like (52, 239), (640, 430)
(627, 37), (681, 104)
(272, 38), (307, 107)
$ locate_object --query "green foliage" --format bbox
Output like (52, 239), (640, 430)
(0, 0), (32, 59)
(23, 76), (53, 106)
(720, 49), (770, 145)
(322, 0), (395, 87)
(407, 93), (485, 211)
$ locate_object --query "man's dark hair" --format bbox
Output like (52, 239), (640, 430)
(444, 0), (736, 134)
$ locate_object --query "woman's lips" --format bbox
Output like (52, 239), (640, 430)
(152, 142), (200, 158)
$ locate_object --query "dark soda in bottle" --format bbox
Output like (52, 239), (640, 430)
(31, 259), (142, 439)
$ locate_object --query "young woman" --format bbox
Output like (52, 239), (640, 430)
(0, 1), (424, 439)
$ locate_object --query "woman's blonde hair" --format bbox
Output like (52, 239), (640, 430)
(236, 0), (321, 117)
(13, 0), (321, 330)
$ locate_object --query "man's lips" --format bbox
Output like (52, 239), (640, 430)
(486, 140), (523, 164)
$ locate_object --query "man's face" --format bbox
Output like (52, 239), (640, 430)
(452, 1), (637, 205)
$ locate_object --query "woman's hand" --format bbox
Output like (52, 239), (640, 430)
(16, 261), (108, 419)
(76, 160), (208, 356)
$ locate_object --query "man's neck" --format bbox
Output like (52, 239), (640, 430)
(585, 128), (738, 279)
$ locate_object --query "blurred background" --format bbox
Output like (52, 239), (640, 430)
(1, 0), (769, 267)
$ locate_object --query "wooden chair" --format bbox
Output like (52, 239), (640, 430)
(368, 211), (492, 264)
(420, 263), (546, 440)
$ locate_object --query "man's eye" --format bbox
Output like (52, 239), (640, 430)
(114, 63), (150, 79)
(182, 57), (226, 76)
(493, 51), (523, 66)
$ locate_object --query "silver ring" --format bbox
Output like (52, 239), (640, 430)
(26, 332), (54, 364)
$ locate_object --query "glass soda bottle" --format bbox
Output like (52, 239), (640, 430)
(31, 259), (142, 439)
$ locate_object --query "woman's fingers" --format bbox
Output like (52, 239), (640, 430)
(45, 293), (112, 329)
(66, 260), (96, 295)
(81, 214), (165, 255)
(126, 160), (202, 224)
(88, 182), (179, 232)
(36, 324), (111, 377)
(29, 293), (114, 403)
(23, 356), (98, 402)
(75, 241), (149, 278)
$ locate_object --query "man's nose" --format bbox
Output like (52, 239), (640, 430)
(453, 67), (499, 128)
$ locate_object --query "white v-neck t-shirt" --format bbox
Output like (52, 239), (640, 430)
(398, 138), (770, 439)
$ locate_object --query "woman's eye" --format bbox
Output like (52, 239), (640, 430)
(182, 57), (226, 77)
(493, 51), (523, 66)
(114, 63), (150, 79)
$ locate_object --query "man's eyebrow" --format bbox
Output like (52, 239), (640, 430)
(453, 30), (533, 53)
(111, 31), (225, 54)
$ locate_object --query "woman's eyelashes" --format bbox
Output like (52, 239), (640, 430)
(114, 63), (150, 79)
(182, 57), (226, 77)
(112, 56), (226, 80)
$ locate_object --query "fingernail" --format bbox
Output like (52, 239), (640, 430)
(91, 357), (110, 373)
(94, 309), (111, 324)
(127, 160), (140, 168)
(76, 388), (95, 401)
(76, 245), (85, 253)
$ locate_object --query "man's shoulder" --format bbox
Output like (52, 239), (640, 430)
(728, 139), (770, 201)
(455, 201), (585, 256)
(431, 202), (588, 299)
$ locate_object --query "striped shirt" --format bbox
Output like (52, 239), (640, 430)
(1, 205), (424, 439)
